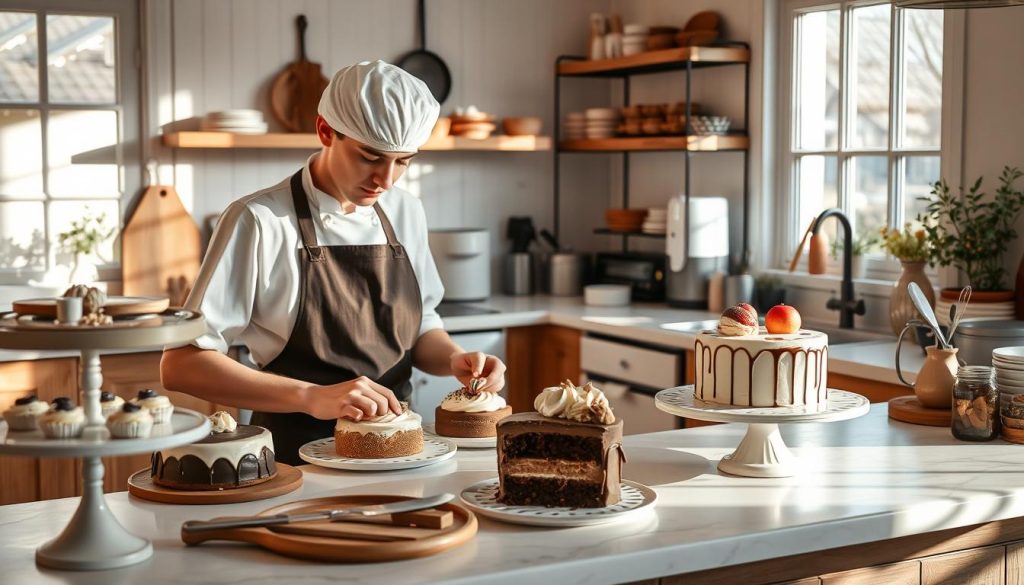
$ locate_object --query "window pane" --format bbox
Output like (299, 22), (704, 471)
(900, 9), (942, 149)
(903, 155), (940, 223)
(0, 12), (38, 103)
(794, 9), (840, 150)
(797, 155), (839, 243)
(49, 200), (119, 270)
(47, 109), (120, 197)
(851, 156), (888, 245)
(0, 201), (44, 269)
(46, 15), (116, 104)
(0, 109), (42, 197)
(849, 4), (891, 149)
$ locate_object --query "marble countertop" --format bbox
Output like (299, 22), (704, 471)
(2, 404), (1023, 584)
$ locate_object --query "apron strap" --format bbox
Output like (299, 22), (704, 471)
(289, 170), (325, 263)
(372, 203), (406, 259)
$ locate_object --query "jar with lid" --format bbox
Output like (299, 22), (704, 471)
(952, 365), (999, 441)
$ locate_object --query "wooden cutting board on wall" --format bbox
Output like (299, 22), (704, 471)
(121, 185), (200, 306)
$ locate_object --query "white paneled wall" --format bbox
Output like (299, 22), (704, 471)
(144, 0), (614, 290)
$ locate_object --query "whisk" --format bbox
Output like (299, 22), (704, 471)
(946, 286), (972, 341)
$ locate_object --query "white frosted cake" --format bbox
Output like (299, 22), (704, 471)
(695, 304), (829, 407)
(334, 402), (423, 458)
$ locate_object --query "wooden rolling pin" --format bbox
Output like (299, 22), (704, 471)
(787, 220), (815, 272)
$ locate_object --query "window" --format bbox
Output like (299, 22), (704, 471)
(781, 1), (943, 276)
(0, 1), (139, 285)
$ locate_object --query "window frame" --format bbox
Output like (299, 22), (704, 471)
(776, 0), (956, 283)
(0, 0), (140, 285)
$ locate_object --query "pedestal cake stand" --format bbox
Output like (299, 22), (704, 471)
(655, 386), (869, 478)
(0, 310), (210, 570)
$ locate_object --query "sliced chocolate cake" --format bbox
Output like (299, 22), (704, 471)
(151, 411), (277, 490)
(497, 381), (624, 508)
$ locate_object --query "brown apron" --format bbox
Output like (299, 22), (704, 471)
(251, 171), (423, 464)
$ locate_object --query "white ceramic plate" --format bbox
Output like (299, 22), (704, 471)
(994, 347), (1024, 360)
(460, 478), (657, 527)
(423, 424), (495, 449)
(298, 436), (457, 471)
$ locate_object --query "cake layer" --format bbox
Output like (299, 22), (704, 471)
(152, 448), (276, 491)
(435, 405), (511, 438)
(502, 457), (604, 482)
(335, 427), (423, 458)
(499, 476), (612, 508)
(695, 329), (828, 407)
(335, 409), (422, 437)
(155, 425), (275, 469)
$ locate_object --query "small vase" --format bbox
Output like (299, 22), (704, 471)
(889, 260), (935, 335)
(851, 255), (866, 280)
(69, 253), (99, 285)
(915, 346), (959, 409)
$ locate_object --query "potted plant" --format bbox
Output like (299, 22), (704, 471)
(830, 231), (878, 280)
(918, 166), (1024, 302)
(57, 209), (115, 284)
(880, 222), (934, 335)
(754, 274), (785, 313)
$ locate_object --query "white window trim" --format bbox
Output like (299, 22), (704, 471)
(771, 0), (965, 289)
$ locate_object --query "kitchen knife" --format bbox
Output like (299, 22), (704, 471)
(181, 493), (455, 534)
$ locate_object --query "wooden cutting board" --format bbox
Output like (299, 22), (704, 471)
(270, 15), (329, 133)
(888, 395), (951, 427)
(121, 185), (200, 307)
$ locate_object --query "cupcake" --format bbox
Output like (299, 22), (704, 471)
(106, 403), (153, 439)
(131, 389), (173, 424)
(99, 391), (125, 418)
(3, 395), (50, 431)
(38, 397), (85, 439)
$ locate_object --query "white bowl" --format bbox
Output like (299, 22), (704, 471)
(584, 284), (632, 307)
(624, 24), (650, 35)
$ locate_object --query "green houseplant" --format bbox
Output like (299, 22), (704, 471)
(918, 167), (1024, 296)
(57, 209), (115, 284)
(831, 231), (879, 280)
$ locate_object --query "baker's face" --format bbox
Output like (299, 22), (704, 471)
(315, 116), (416, 207)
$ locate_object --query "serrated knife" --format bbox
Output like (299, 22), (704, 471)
(181, 493), (454, 533)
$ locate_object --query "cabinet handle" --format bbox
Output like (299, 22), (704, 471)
(619, 359), (630, 370)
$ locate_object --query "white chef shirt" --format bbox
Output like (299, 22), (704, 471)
(184, 155), (445, 369)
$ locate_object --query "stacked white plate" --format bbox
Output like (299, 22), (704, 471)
(623, 24), (649, 57)
(584, 107), (620, 139)
(993, 347), (1024, 396)
(564, 112), (586, 140)
(936, 299), (1015, 326)
(642, 208), (666, 234)
(200, 109), (268, 134)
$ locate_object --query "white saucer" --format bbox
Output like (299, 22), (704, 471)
(298, 436), (457, 471)
(423, 424), (496, 449)
(460, 478), (656, 527)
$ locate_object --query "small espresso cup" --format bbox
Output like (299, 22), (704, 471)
(55, 297), (83, 324)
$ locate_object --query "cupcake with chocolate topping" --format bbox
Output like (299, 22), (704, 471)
(99, 391), (124, 419)
(106, 402), (153, 439)
(38, 397), (85, 439)
(435, 387), (512, 438)
(131, 389), (173, 424)
(3, 395), (50, 431)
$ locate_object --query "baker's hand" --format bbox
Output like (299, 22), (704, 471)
(304, 376), (402, 421)
(450, 352), (506, 393)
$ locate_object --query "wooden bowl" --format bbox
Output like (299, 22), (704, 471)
(646, 33), (676, 51)
(430, 117), (452, 139)
(450, 121), (496, 139)
(675, 30), (719, 47)
(684, 11), (720, 32)
(501, 117), (542, 136)
(450, 112), (495, 124)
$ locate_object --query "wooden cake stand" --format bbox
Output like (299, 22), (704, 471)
(128, 463), (304, 504)
(0, 309), (208, 570)
(655, 386), (870, 478)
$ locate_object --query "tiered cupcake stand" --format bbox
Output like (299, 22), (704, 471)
(655, 386), (869, 478)
(0, 309), (210, 570)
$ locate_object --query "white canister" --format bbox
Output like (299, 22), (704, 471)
(428, 229), (491, 302)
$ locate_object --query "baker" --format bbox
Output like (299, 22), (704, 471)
(161, 60), (506, 464)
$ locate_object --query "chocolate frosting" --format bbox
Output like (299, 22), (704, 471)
(14, 395), (38, 406)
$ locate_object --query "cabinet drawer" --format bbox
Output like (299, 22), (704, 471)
(580, 336), (681, 389)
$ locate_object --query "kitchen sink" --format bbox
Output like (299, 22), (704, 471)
(659, 320), (891, 345)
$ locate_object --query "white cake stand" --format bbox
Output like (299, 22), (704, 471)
(655, 386), (869, 478)
(0, 309), (210, 570)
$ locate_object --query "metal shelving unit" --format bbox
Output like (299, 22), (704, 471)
(553, 43), (752, 254)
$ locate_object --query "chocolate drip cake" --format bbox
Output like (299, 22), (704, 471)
(498, 381), (624, 508)
(151, 411), (277, 490)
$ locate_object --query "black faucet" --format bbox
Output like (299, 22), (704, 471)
(811, 208), (866, 329)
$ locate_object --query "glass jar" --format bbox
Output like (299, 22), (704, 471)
(952, 365), (999, 441)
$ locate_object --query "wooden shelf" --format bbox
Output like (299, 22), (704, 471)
(560, 135), (749, 152)
(557, 46), (750, 77)
(593, 229), (665, 239)
(161, 131), (551, 152)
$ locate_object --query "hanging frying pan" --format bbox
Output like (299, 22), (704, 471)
(397, 0), (451, 104)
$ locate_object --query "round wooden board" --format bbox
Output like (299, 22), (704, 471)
(13, 296), (170, 318)
(888, 395), (952, 427)
(180, 494), (478, 562)
(128, 463), (302, 504)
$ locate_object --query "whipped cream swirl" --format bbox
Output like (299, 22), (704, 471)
(208, 411), (237, 433)
(441, 389), (507, 413)
(718, 316), (757, 336)
(534, 381), (616, 424)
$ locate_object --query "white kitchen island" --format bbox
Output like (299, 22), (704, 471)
(3, 404), (1024, 584)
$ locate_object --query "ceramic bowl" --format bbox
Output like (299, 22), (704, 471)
(502, 117), (542, 136)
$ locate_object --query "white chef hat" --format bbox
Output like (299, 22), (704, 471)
(318, 60), (440, 152)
